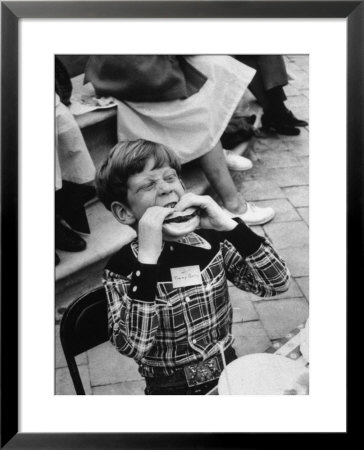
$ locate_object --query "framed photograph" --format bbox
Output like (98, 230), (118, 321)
(1, 0), (359, 447)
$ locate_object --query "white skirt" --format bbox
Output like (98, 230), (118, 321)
(55, 95), (96, 190)
(115, 56), (255, 164)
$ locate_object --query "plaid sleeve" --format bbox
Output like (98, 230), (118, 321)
(221, 238), (290, 297)
(103, 269), (160, 360)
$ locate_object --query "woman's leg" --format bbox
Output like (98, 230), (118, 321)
(199, 141), (275, 225)
(199, 141), (247, 214)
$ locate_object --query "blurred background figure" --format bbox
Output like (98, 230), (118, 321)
(234, 55), (308, 136)
(55, 57), (96, 265)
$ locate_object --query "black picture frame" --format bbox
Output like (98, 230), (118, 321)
(1, 1), (359, 448)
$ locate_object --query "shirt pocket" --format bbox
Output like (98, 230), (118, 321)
(155, 282), (187, 338)
(205, 266), (229, 312)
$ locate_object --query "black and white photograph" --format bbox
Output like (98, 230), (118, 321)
(55, 54), (309, 396)
(2, 0), (356, 443)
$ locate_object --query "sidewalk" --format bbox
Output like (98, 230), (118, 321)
(55, 55), (309, 395)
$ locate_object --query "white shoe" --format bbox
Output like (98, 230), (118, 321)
(223, 150), (253, 171)
(224, 202), (275, 226)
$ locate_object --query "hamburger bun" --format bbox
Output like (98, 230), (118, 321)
(162, 207), (199, 237)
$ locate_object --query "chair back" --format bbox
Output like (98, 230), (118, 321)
(60, 286), (109, 394)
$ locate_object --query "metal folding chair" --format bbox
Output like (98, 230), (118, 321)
(60, 286), (109, 394)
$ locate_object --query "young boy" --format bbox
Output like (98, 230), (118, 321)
(96, 139), (290, 395)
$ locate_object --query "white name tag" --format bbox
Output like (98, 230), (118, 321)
(170, 265), (203, 288)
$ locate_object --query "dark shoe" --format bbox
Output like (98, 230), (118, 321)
(261, 112), (300, 136)
(280, 108), (308, 127)
(55, 252), (60, 266)
(55, 219), (86, 252)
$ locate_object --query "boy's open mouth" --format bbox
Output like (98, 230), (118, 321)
(164, 202), (178, 209)
(163, 204), (199, 224)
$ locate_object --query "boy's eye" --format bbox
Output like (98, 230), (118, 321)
(139, 183), (155, 192)
(165, 174), (177, 182)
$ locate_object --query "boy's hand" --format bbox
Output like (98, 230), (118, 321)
(138, 206), (173, 264)
(174, 193), (237, 232)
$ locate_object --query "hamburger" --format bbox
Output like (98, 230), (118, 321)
(162, 206), (200, 237)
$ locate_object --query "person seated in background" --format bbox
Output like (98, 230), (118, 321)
(234, 55), (308, 136)
(55, 57), (96, 265)
(96, 139), (290, 395)
(85, 55), (275, 226)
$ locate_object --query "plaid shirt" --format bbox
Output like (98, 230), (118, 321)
(103, 219), (290, 377)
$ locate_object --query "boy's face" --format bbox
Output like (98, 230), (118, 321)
(126, 157), (184, 221)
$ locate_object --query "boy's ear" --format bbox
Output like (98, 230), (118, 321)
(110, 201), (136, 226)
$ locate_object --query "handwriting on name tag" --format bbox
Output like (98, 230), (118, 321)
(170, 265), (203, 288)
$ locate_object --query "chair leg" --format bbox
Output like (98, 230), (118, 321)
(66, 356), (86, 395)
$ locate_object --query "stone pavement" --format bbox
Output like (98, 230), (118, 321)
(55, 55), (309, 395)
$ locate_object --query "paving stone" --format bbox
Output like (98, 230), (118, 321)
(255, 149), (302, 169)
(253, 138), (289, 153)
(291, 55), (309, 68)
(56, 365), (92, 395)
(265, 166), (309, 187)
(295, 61), (309, 73)
(251, 139), (270, 153)
(253, 297), (309, 340)
(287, 95), (308, 108)
(295, 64), (309, 74)
(298, 156), (309, 168)
(264, 138), (292, 153)
(284, 84), (301, 97)
(242, 163), (308, 188)
(299, 89), (309, 98)
(87, 341), (142, 386)
(290, 77), (309, 90)
(289, 68), (308, 80)
(247, 147), (260, 161)
(232, 320), (270, 337)
(285, 55), (296, 62)
(253, 199), (300, 222)
(232, 322), (271, 357)
(229, 286), (259, 322)
(92, 380), (146, 395)
(235, 160), (267, 182)
(55, 325), (87, 369)
(296, 277), (309, 301)
(283, 186), (309, 207)
(236, 179), (285, 201)
(263, 221), (309, 249)
(291, 106), (309, 122)
(284, 140), (309, 157)
(279, 246), (309, 277)
(297, 207), (309, 225)
(287, 63), (305, 76)
(233, 334), (272, 357)
(293, 127), (309, 141)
